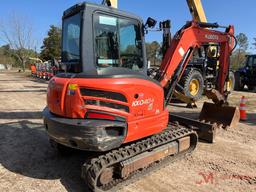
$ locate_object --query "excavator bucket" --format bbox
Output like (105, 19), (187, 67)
(199, 102), (240, 128)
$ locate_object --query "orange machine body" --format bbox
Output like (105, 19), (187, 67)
(43, 3), (235, 152)
(47, 76), (168, 143)
(30, 64), (37, 76)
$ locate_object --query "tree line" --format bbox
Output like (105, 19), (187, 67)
(0, 14), (61, 71)
(147, 32), (255, 70)
(0, 14), (254, 71)
(230, 33), (250, 70)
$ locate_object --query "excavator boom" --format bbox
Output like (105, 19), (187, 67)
(186, 0), (207, 22)
(158, 22), (234, 90)
(156, 21), (239, 128)
(172, 0), (210, 107)
(102, 0), (118, 8)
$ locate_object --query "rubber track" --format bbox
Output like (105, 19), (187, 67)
(82, 124), (198, 192)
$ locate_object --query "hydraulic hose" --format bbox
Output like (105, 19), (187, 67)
(230, 34), (237, 53)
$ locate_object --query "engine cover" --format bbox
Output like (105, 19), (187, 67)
(46, 72), (169, 143)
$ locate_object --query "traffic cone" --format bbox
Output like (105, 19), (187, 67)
(239, 96), (247, 121)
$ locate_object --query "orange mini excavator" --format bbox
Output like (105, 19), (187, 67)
(43, 2), (239, 191)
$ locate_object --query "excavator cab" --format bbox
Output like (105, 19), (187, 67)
(44, 2), (170, 152)
(61, 3), (147, 74)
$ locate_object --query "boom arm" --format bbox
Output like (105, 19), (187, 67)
(157, 21), (234, 102)
(186, 0), (207, 22)
(102, 0), (118, 8)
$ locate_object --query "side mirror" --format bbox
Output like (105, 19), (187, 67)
(145, 17), (157, 28)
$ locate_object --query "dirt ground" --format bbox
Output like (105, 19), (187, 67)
(0, 70), (255, 192)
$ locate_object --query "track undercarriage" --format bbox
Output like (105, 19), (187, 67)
(82, 123), (198, 192)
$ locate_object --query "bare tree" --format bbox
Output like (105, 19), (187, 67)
(232, 33), (249, 69)
(0, 13), (36, 71)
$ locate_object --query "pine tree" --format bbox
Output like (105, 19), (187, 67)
(40, 25), (61, 61)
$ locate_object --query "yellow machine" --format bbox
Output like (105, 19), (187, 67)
(173, 0), (208, 107)
(102, 0), (118, 8)
(186, 0), (207, 22)
(29, 57), (43, 63)
(186, 0), (234, 92)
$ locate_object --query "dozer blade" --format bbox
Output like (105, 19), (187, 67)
(169, 114), (217, 143)
(199, 102), (240, 128)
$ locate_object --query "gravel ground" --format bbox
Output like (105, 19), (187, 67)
(0, 71), (255, 192)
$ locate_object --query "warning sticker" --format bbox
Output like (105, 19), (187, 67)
(178, 47), (185, 57)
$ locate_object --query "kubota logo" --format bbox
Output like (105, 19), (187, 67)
(205, 34), (219, 40)
(132, 98), (154, 107)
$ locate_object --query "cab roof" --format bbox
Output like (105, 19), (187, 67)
(63, 1), (143, 24)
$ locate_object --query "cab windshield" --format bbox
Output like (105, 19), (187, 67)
(62, 13), (81, 64)
(94, 13), (144, 70)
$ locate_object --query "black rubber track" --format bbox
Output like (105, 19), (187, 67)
(82, 124), (198, 192)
